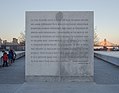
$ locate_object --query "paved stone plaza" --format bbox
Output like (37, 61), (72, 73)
(0, 56), (119, 93)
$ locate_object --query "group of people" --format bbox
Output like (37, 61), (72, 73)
(1, 49), (16, 67)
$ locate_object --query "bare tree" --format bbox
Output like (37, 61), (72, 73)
(18, 32), (25, 45)
(0, 38), (2, 43)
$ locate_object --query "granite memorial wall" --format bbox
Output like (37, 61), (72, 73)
(25, 11), (94, 81)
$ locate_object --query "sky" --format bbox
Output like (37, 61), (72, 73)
(0, 0), (119, 44)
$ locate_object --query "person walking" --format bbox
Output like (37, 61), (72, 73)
(2, 52), (8, 67)
(9, 49), (14, 63)
(8, 50), (12, 65)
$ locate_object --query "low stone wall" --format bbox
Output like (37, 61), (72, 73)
(15, 52), (25, 59)
(94, 52), (119, 66)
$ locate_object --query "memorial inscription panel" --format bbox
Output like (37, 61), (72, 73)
(26, 11), (94, 81)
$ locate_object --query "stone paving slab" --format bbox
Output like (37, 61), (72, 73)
(15, 82), (119, 93)
(0, 57), (25, 84)
(0, 82), (119, 93)
(94, 57), (119, 84)
(0, 84), (22, 93)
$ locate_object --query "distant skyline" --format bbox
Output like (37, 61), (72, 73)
(0, 0), (119, 44)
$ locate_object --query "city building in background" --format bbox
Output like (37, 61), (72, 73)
(0, 38), (25, 51)
(12, 38), (18, 44)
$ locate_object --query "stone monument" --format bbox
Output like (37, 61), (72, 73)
(25, 11), (94, 81)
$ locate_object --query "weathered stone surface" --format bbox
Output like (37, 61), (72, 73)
(26, 11), (94, 81)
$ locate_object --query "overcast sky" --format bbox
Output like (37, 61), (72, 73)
(0, 0), (119, 44)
